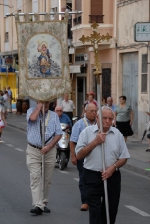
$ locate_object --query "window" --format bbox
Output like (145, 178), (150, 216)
(5, 32), (9, 42)
(141, 54), (147, 93)
(89, 0), (104, 23)
(75, 55), (84, 62)
(74, 0), (82, 25)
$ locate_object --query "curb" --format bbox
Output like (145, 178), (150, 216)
(124, 163), (150, 178)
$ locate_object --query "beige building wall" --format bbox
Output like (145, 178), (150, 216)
(71, 0), (117, 110)
(117, 0), (149, 138)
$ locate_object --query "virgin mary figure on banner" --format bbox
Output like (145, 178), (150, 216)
(15, 12), (71, 101)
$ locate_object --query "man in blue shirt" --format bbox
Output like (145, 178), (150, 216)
(106, 96), (116, 112)
(27, 101), (62, 215)
(55, 106), (72, 128)
(70, 103), (98, 211)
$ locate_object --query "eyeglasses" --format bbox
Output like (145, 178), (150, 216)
(56, 110), (62, 112)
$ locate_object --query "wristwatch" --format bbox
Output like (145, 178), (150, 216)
(113, 163), (118, 171)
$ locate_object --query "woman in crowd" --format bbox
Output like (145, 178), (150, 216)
(81, 92), (98, 117)
(114, 95), (133, 142)
(0, 99), (6, 142)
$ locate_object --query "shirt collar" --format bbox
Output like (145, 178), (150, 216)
(93, 124), (115, 134)
(84, 116), (96, 125)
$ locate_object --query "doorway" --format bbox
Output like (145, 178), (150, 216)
(77, 77), (86, 117)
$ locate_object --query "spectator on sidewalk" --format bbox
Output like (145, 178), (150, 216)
(26, 101), (62, 215)
(114, 95), (134, 142)
(3, 91), (9, 119)
(7, 87), (13, 113)
(106, 96), (116, 112)
(146, 112), (150, 153)
(61, 94), (75, 124)
(70, 103), (98, 211)
(81, 92), (98, 118)
(0, 103), (6, 142)
(75, 106), (130, 224)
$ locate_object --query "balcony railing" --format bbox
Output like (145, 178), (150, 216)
(89, 15), (104, 23)
(73, 16), (82, 26)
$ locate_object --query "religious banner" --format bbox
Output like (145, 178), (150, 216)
(15, 13), (71, 101)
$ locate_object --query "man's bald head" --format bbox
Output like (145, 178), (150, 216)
(85, 103), (98, 122)
(55, 106), (63, 117)
(107, 97), (113, 107)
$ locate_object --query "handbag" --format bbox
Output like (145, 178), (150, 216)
(0, 119), (5, 128)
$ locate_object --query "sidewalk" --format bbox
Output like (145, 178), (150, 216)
(6, 112), (150, 178)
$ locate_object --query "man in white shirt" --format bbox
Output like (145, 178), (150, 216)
(61, 94), (75, 125)
(75, 106), (130, 224)
(7, 87), (12, 113)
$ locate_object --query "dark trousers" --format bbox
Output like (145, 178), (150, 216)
(83, 168), (121, 224)
(77, 159), (87, 204)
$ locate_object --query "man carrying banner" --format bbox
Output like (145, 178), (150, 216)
(26, 101), (62, 215)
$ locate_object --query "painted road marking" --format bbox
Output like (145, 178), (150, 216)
(15, 148), (24, 152)
(125, 205), (150, 217)
(6, 144), (14, 147)
(74, 178), (79, 182)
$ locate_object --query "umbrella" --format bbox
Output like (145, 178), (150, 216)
(141, 121), (150, 142)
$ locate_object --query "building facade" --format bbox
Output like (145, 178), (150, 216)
(117, 0), (149, 138)
(0, 0), (51, 100)
(71, 0), (117, 117)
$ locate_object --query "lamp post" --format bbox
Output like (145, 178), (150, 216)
(79, 22), (112, 224)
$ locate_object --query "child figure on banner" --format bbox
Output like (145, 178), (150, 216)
(0, 100), (6, 142)
(37, 41), (52, 77)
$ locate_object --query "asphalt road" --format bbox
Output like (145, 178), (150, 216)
(0, 126), (150, 224)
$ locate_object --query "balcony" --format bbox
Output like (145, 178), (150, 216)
(89, 15), (104, 23)
(73, 16), (82, 26)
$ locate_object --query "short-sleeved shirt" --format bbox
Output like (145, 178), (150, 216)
(75, 124), (130, 171)
(107, 104), (116, 112)
(115, 105), (132, 122)
(8, 89), (12, 97)
(59, 113), (72, 127)
(70, 117), (95, 143)
(61, 100), (75, 112)
(27, 108), (62, 147)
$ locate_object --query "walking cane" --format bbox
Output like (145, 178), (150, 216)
(96, 75), (110, 224)
(42, 103), (45, 200)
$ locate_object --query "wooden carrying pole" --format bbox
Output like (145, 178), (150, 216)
(42, 103), (45, 200)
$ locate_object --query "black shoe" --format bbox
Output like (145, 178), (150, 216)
(146, 149), (150, 152)
(43, 206), (51, 213)
(30, 206), (43, 215)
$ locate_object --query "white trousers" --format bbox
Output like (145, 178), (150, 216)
(26, 144), (56, 210)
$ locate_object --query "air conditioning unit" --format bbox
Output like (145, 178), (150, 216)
(84, 54), (89, 61)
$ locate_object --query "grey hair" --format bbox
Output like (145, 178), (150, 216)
(85, 103), (98, 111)
(102, 105), (113, 112)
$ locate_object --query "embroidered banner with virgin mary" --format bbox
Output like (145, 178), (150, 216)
(15, 13), (71, 101)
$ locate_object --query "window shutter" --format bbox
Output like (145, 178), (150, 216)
(91, 0), (103, 15)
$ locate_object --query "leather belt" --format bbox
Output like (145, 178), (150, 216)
(28, 143), (42, 150)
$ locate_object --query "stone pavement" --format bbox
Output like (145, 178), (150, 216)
(5, 112), (150, 178)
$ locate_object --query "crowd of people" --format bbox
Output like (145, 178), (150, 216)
(25, 92), (133, 224)
(0, 86), (13, 142)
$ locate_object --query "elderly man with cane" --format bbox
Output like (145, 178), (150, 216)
(75, 106), (130, 224)
(26, 101), (62, 215)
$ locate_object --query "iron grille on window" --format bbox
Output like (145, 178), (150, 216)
(89, 15), (104, 23)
